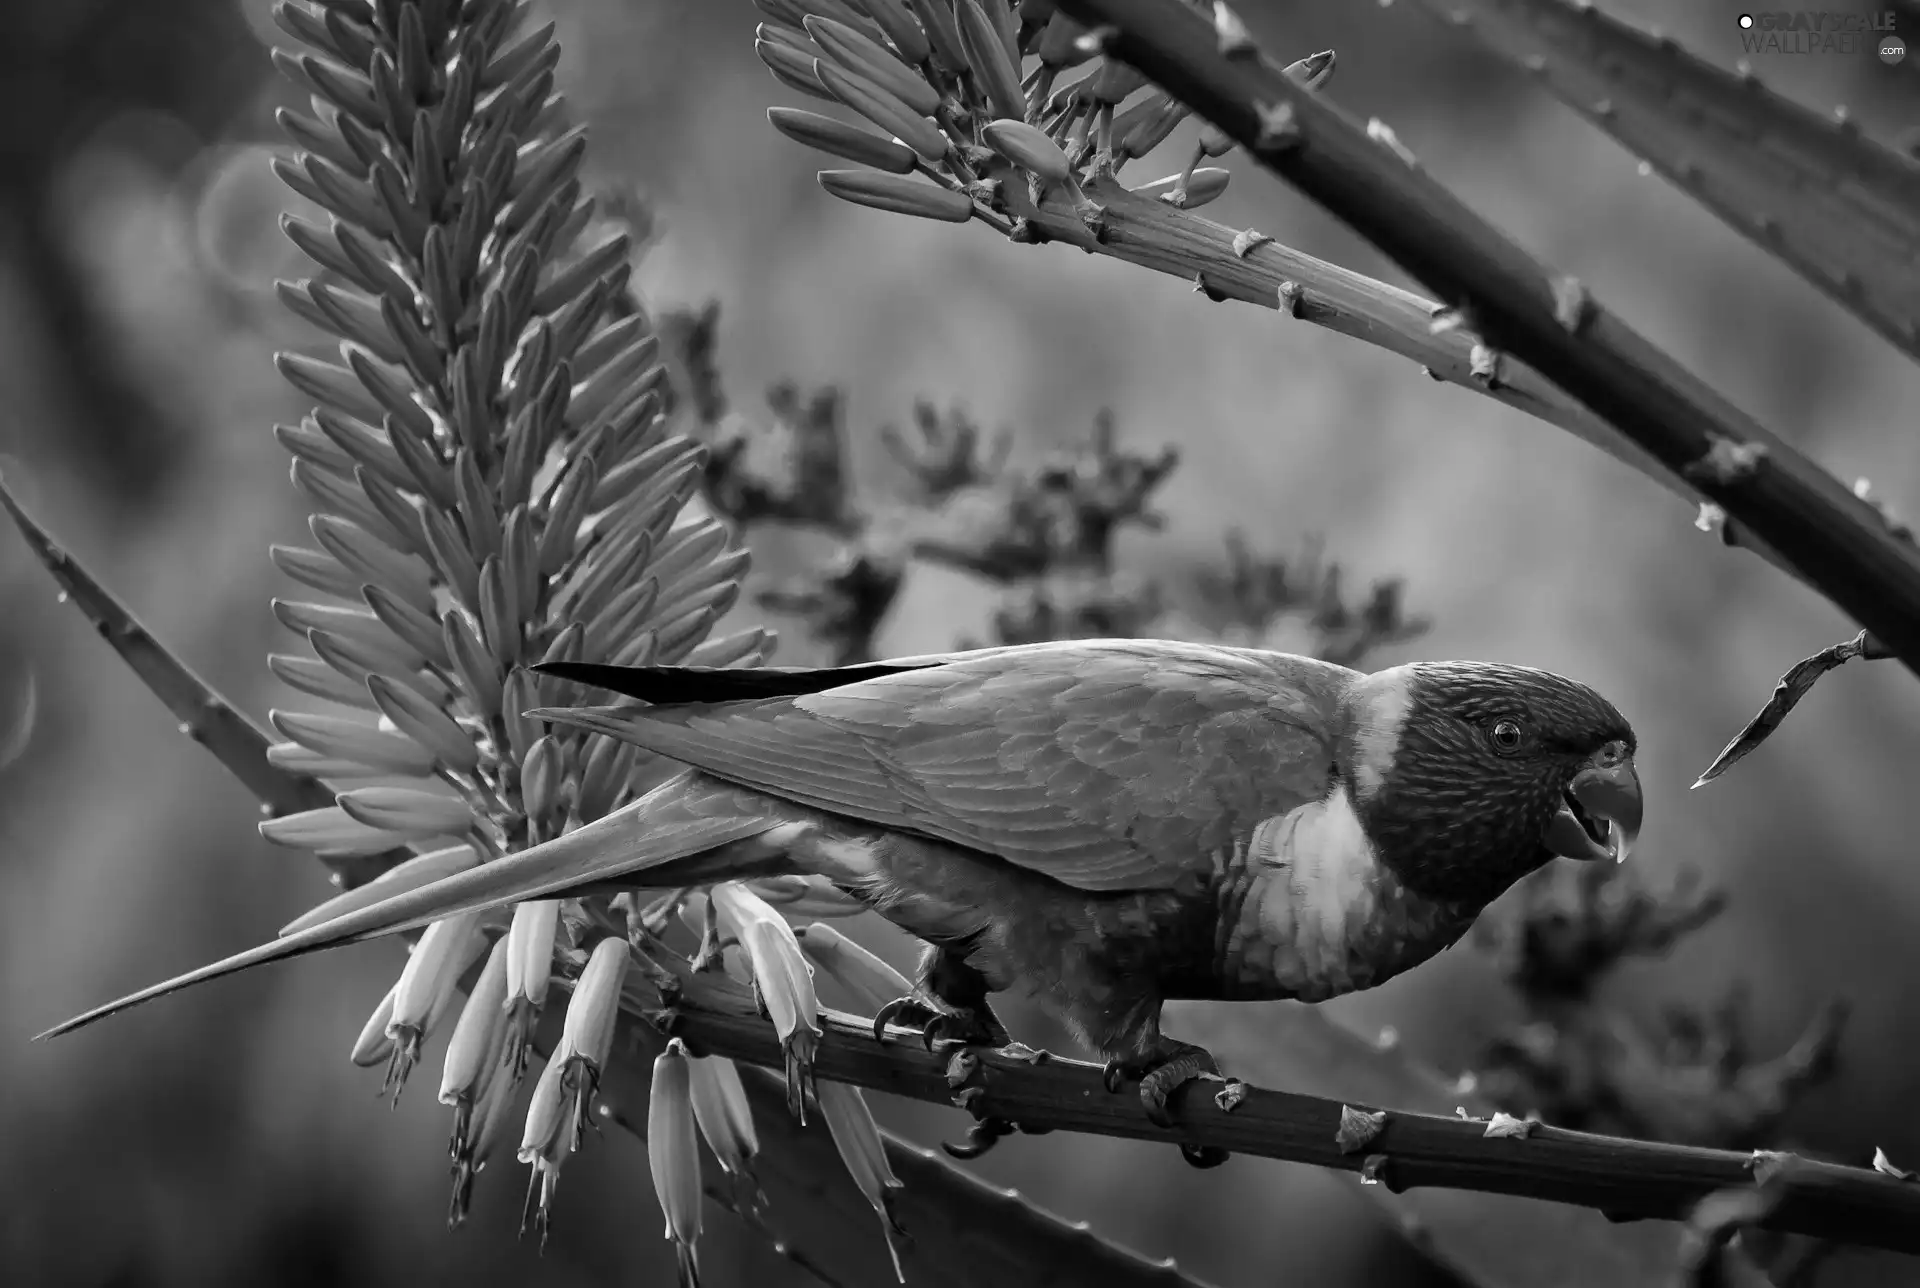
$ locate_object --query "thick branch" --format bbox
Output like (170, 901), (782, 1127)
(1050, 0), (1920, 675)
(645, 974), (1920, 1258)
(1003, 178), (1798, 589)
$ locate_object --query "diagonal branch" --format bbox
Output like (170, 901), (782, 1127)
(646, 970), (1920, 1258)
(1049, 0), (1920, 675)
(999, 176), (1802, 588)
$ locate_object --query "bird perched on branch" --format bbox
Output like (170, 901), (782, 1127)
(44, 639), (1640, 1162)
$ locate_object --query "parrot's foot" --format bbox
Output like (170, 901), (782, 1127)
(941, 1113), (1056, 1160)
(871, 995), (1010, 1050)
(936, 1041), (1056, 1161)
(1103, 1040), (1239, 1169)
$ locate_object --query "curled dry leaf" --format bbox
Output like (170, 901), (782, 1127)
(1335, 1103), (1387, 1154)
(1693, 630), (1890, 788)
(1482, 1111), (1536, 1140)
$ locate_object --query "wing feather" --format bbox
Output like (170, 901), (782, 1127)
(541, 640), (1358, 892)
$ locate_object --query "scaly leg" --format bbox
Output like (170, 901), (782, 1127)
(871, 944), (1056, 1160)
(871, 942), (1014, 1049)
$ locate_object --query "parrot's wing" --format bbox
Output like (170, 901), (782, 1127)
(537, 639), (1356, 893)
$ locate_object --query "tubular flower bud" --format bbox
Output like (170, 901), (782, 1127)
(384, 911), (488, 1100)
(688, 1054), (762, 1212)
(817, 1079), (909, 1283)
(519, 734), (563, 832)
(350, 981), (400, 1068)
(556, 935), (630, 1149)
(440, 935), (513, 1168)
(714, 883), (821, 1121)
(503, 898), (561, 1079)
(450, 1050), (525, 1231)
(797, 922), (914, 1015)
(649, 1039), (703, 1288)
(517, 1055), (575, 1247)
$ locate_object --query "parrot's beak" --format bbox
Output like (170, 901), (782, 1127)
(1543, 742), (1641, 864)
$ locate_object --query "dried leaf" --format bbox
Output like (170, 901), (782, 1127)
(1335, 1103), (1387, 1154)
(1482, 1111), (1536, 1140)
(1873, 1147), (1916, 1181)
(1693, 631), (1887, 787)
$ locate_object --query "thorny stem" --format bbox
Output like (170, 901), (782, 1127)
(1050, 0), (1920, 674)
(648, 972), (1920, 1258)
(578, 1013), (1217, 1288)
(990, 169), (1807, 590)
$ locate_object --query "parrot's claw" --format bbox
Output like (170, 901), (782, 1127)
(941, 1114), (1056, 1160)
(1105, 1041), (1237, 1168)
(871, 995), (1007, 1050)
(1180, 1143), (1232, 1169)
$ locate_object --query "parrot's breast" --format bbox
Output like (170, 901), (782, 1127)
(1219, 782), (1477, 1001)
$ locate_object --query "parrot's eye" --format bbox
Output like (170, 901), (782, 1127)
(1489, 719), (1525, 752)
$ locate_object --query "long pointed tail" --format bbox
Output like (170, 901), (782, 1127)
(39, 773), (796, 1040)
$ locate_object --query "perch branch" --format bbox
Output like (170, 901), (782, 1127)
(644, 970), (1920, 1257)
(590, 1016), (1215, 1288)
(1050, 0), (1920, 674)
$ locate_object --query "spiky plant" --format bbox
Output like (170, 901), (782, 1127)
(255, 0), (985, 1272)
(3, 3), (1250, 1285)
(18, 2), (1920, 1286)
(269, 0), (811, 1244)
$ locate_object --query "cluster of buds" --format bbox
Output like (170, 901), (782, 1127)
(752, 0), (1335, 233)
(255, 0), (921, 1271)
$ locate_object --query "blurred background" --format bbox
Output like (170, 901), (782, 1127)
(3, 0), (1919, 1285)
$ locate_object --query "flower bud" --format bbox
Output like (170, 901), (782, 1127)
(517, 1055), (574, 1246)
(649, 1039), (703, 1288)
(519, 734), (563, 831)
(384, 911), (487, 1098)
(556, 935), (630, 1148)
(440, 934), (512, 1118)
(440, 937), (513, 1227)
(337, 784), (476, 840)
(503, 898), (561, 1079)
(797, 922), (914, 1015)
(350, 981), (399, 1068)
(982, 118), (1073, 185)
(817, 1079), (908, 1283)
(688, 1055), (761, 1210)
(449, 1053), (524, 1230)
(712, 884), (822, 1120)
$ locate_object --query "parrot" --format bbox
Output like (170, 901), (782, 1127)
(41, 638), (1641, 1158)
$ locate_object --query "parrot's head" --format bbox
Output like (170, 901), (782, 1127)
(1340, 661), (1641, 908)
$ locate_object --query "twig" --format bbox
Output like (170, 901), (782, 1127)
(645, 970), (1920, 1257)
(1049, 0), (1920, 674)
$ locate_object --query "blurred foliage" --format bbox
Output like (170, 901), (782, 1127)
(5, 2), (1920, 1288)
